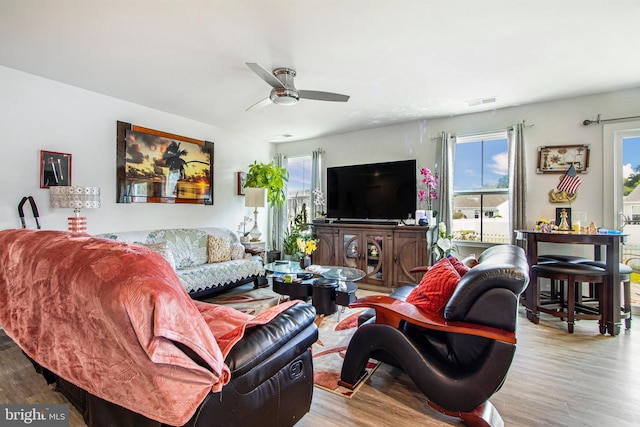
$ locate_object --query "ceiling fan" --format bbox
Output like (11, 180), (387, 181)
(245, 62), (350, 111)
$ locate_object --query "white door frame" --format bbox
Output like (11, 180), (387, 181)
(603, 120), (640, 229)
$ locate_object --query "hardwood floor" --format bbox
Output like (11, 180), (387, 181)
(1, 307), (638, 426)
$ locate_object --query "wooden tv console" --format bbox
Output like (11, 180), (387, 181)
(312, 222), (429, 292)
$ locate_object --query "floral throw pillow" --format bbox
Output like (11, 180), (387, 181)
(137, 241), (176, 270)
(230, 242), (246, 260)
(207, 235), (231, 263)
(406, 257), (461, 314)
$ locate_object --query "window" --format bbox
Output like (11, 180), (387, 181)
(452, 131), (509, 243)
(286, 155), (312, 225)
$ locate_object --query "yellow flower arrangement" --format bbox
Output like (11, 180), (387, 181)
(296, 237), (317, 257)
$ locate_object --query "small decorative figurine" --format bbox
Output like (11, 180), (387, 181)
(558, 208), (570, 231)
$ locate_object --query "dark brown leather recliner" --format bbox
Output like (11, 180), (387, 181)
(31, 302), (318, 427)
(339, 245), (529, 427)
(0, 229), (318, 427)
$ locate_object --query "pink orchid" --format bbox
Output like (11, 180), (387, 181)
(418, 166), (438, 209)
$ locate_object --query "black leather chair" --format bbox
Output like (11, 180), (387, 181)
(30, 303), (318, 427)
(339, 245), (529, 427)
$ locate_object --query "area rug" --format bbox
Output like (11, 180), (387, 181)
(312, 307), (380, 398)
(206, 284), (380, 398)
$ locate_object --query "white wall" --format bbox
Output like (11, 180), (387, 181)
(278, 87), (640, 230)
(4, 64), (639, 239)
(0, 66), (272, 234)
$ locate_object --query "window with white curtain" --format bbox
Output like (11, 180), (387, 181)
(452, 131), (510, 242)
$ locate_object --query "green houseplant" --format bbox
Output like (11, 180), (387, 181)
(243, 161), (289, 258)
(244, 161), (288, 208)
(282, 206), (310, 258)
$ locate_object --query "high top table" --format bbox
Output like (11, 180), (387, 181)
(516, 230), (627, 336)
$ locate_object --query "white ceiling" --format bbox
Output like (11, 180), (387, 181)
(1, 0), (639, 143)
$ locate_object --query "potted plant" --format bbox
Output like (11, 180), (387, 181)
(282, 228), (301, 260)
(295, 231), (317, 268)
(417, 166), (438, 225)
(236, 216), (253, 243)
(282, 205), (311, 260)
(433, 222), (458, 261)
(244, 161), (288, 208)
(243, 161), (289, 258)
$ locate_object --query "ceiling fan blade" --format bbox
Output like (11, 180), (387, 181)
(246, 97), (272, 112)
(298, 90), (350, 102)
(246, 62), (285, 89)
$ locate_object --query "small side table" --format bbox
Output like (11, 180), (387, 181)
(272, 276), (313, 302)
(312, 279), (339, 315)
(335, 282), (358, 321)
(241, 241), (266, 261)
(335, 282), (358, 307)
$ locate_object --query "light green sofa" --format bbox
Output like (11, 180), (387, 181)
(97, 227), (266, 298)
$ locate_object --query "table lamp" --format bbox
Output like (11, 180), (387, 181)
(244, 187), (266, 242)
(50, 186), (101, 232)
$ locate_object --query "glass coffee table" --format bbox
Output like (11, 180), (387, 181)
(265, 261), (365, 316)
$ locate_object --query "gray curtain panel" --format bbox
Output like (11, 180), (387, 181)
(272, 153), (288, 250)
(508, 123), (527, 243)
(311, 149), (324, 219)
(438, 132), (455, 231)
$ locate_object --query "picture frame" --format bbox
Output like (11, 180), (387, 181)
(40, 150), (72, 188)
(555, 207), (572, 229)
(537, 144), (590, 174)
(116, 121), (214, 204)
(237, 172), (247, 195)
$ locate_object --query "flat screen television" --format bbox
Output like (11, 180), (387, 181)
(327, 159), (416, 221)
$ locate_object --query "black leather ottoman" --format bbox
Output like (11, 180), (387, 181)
(312, 278), (338, 315)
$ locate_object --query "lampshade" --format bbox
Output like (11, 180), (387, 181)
(244, 187), (266, 208)
(50, 186), (101, 209)
(244, 187), (266, 242)
(50, 186), (101, 232)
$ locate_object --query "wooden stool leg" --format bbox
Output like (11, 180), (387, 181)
(558, 279), (566, 321)
(529, 269), (540, 324)
(623, 279), (632, 330)
(567, 276), (575, 333)
(599, 279), (608, 335)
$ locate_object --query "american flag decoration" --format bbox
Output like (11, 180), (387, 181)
(557, 164), (582, 194)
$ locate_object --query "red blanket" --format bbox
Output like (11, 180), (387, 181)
(0, 229), (297, 425)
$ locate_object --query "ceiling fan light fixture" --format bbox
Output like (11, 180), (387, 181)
(270, 88), (299, 106)
(246, 63), (349, 110)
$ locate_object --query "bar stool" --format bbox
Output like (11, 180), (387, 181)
(536, 255), (591, 304)
(539, 254), (591, 264)
(531, 262), (608, 334)
(577, 260), (632, 330)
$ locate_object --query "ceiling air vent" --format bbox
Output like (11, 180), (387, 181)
(467, 97), (497, 107)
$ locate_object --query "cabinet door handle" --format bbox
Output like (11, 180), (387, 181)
(393, 256), (397, 263)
